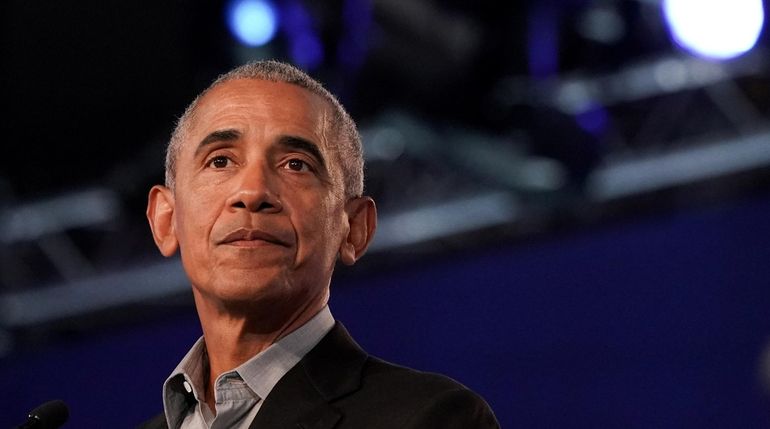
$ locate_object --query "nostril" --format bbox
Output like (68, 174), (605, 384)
(230, 200), (277, 211)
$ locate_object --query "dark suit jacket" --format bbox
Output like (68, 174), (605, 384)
(138, 323), (500, 428)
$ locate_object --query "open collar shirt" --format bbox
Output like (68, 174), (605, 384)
(161, 306), (335, 429)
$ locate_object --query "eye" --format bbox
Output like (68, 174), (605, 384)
(207, 155), (232, 169)
(284, 158), (311, 172)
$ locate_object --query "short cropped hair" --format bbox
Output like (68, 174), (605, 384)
(165, 60), (364, 198)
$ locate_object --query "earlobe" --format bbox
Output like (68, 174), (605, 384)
(147, 185), (179, 257)
(339, 197), (377, 266)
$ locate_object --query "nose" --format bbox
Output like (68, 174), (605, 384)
(225, 163), (282, 213)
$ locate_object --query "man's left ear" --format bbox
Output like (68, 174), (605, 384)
(339, 196), (377, 266)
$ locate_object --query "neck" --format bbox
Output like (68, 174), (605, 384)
(192, 287), (330, 413)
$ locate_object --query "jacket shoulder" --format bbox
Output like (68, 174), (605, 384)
(363, 356), (472, 394)
(334, 356), (500, 428)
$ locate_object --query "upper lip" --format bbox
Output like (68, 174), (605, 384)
(218, 227), (289, 246)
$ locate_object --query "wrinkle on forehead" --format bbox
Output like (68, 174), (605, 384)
(189, 80), (319, 143)
(181, 79), (347, 196)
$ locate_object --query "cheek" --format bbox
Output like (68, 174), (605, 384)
(294, 196), (346, 258)
(174, 190), (218, 248)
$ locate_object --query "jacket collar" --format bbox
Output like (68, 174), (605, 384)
(248, 322), (368, 429)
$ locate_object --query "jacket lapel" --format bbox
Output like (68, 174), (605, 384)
(248, 322), (368, 429)
(295, 403), (342, 429)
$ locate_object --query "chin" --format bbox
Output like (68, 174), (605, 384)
(215, 269), (291, 299)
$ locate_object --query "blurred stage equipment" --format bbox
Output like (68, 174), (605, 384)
(0, 0), (769, 357)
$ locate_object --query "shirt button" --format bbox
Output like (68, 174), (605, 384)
(183, 381), (193, 394)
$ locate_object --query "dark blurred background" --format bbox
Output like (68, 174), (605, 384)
(1, 0), (770, 427)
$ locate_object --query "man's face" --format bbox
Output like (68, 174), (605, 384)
(163, 79), (350, 309)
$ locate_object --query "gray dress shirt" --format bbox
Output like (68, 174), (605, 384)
(161, 306), (335, 429)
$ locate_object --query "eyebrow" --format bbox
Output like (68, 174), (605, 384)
(194, 129), (241, 157)
(192, 129), (326, 169)
(278, 135), (326, 169)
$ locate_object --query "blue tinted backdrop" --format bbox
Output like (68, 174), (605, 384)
(2, 192), (770, 428)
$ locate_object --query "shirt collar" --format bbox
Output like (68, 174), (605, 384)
(162, 306), (335, 428)
(235, 305), (334, 400)
(163, 338), (206, 429)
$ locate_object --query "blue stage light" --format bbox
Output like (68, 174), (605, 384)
(226, 0), (278, 47)
(663, 0), (764, 60)
(575, 104), (608, 136)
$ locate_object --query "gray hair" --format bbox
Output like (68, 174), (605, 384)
(165, 60), (364, 198)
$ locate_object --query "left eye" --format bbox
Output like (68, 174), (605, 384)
(285, 159), (310, 172)
(207, 155), (232, 169)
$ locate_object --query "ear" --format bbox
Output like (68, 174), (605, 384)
(339, 197), (377, 266)
(146, 185), (179, 257)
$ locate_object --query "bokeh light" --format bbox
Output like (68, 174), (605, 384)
(663, 0), (764, 60)
(226, 0), (278, 47)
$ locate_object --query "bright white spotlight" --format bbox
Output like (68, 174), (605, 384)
(663, 0), (764, 60)
(226, 0), (278, 47)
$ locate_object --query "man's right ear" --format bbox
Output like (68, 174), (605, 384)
(147, 185), (179, 257)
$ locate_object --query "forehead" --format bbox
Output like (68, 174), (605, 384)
(184, 78), (332, 150)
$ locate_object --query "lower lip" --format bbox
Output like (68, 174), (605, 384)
(224, 240), (283, 248)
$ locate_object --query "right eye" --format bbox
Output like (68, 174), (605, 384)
(207, 155), (231, 169)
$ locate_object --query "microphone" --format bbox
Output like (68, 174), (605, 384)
(16, 400), (69, 429)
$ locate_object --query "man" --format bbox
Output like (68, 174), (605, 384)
(141, 60), (499, 428)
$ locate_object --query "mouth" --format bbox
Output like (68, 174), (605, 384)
(218, 228), (290, 247)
